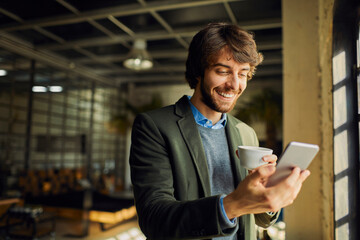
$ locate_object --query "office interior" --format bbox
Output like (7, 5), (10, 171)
(0, 0), (359, 239)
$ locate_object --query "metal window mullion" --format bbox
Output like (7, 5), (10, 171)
(6, 75), (15, 170)
(76, 83), (81, 168)
(45, 78), (53, 169)
(60, 83), (68, 169)
(100, 92), (105, 171)
(101, 93), (107, 165)
(119, 90), (127, 190)
(24, 60), (35, 170)
(114, 89), (122, 189)
(87, 82), (95, 182)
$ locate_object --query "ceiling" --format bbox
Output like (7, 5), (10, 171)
(0, 0), (282, 87)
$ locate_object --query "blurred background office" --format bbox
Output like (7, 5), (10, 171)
(0, 0), (359, 239)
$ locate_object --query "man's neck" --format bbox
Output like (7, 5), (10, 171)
(190, 95), (222, 124)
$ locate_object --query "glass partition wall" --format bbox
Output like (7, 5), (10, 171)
(0, 48), (127, 197)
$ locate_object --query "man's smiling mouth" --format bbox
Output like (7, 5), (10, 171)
(216, 90), (235, 98)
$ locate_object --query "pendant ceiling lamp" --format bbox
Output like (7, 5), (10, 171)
(123, 39), (153, 71)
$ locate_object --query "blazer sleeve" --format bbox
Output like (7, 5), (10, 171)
(129, 113), (237, 240)
(234, 120), (280, 228)
(248, 127), (281, 228)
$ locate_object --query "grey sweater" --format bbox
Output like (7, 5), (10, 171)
(198, 125), (238, 240)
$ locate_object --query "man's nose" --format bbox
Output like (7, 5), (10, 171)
(227, 74), (240, 90)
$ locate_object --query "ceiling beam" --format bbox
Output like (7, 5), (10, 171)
(0, 7), (67, 45)
(75, 49), (188, 63)
(36, 18), (281, 51)
(55, 0), (120, 39)
(224, 2), (237, 24)
(137, 0), (189, 49)
(0, 0), (241, 32)
(0, 32), (113, 86)
(107, 15), (135, 37)
(0, 8), (23, 23)
(36, 30), (196, 50)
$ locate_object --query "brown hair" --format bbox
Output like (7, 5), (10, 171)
(185, 22), (263, 89)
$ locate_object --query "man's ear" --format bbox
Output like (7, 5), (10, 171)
(194, 77), (201, 89)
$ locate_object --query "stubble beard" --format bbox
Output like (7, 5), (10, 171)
(200, 78), (240, 113)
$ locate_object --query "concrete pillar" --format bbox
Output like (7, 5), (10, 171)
(282, 0), (334, 239)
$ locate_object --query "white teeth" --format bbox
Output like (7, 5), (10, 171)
(217, 91), (234, 98)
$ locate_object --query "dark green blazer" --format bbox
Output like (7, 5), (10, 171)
(130, 96), (278, 240)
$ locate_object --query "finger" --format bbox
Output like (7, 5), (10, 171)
(291, 170), (310, 195)
(299, 170), (311, 182)
(293, 181), (303, 197)
(271, 168), (309, 208)
(248, 165), (276, 184)
(281, 167), (301, 187)
(262, 154), (277, 164)
(285, 177), (305, 206)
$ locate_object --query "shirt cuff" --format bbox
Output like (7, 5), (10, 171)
(219, 195), (237, 229)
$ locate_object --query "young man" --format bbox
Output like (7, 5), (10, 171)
(130, 23), (310, 240)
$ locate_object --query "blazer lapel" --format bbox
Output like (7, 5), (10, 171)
(226, 116), (247, 183)
(175, 96), (211, 197)
(226, 116), (250, 239)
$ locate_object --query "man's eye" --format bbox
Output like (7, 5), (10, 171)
(217, 71), (229, 75)
(239, 73), (247, 78)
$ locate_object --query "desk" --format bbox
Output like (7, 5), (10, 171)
(0, 198), (20, 206)
(0, 197), (20, 222)
(0, 198), (22, 234)
(6, 206), (56, 240)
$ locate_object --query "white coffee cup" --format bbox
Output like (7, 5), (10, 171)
(237, 146), (273, 170)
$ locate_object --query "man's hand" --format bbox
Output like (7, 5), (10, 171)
(223, 164), (310, 219)
(235, 150), (278, 173)
(247, 154), (277, 175)
(261, 154), (277, 165)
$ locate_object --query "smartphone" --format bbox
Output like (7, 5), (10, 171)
(266, 141), (319, 187)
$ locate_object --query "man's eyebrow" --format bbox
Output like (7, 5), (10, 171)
(212, 63), (250, 71)
(212, 63), (231, 68)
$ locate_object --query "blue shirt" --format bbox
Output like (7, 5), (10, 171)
(187, 95), (227, 129)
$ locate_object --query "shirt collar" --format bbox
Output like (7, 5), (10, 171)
(187, 95), (227, 129)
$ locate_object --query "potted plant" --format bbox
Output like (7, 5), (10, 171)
(234, 88), (282, 153)
(106, 94), (163, 135)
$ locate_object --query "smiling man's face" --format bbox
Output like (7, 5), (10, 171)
(195, 49), (250, 114)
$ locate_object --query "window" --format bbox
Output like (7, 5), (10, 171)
(332, 3), (360, 239)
